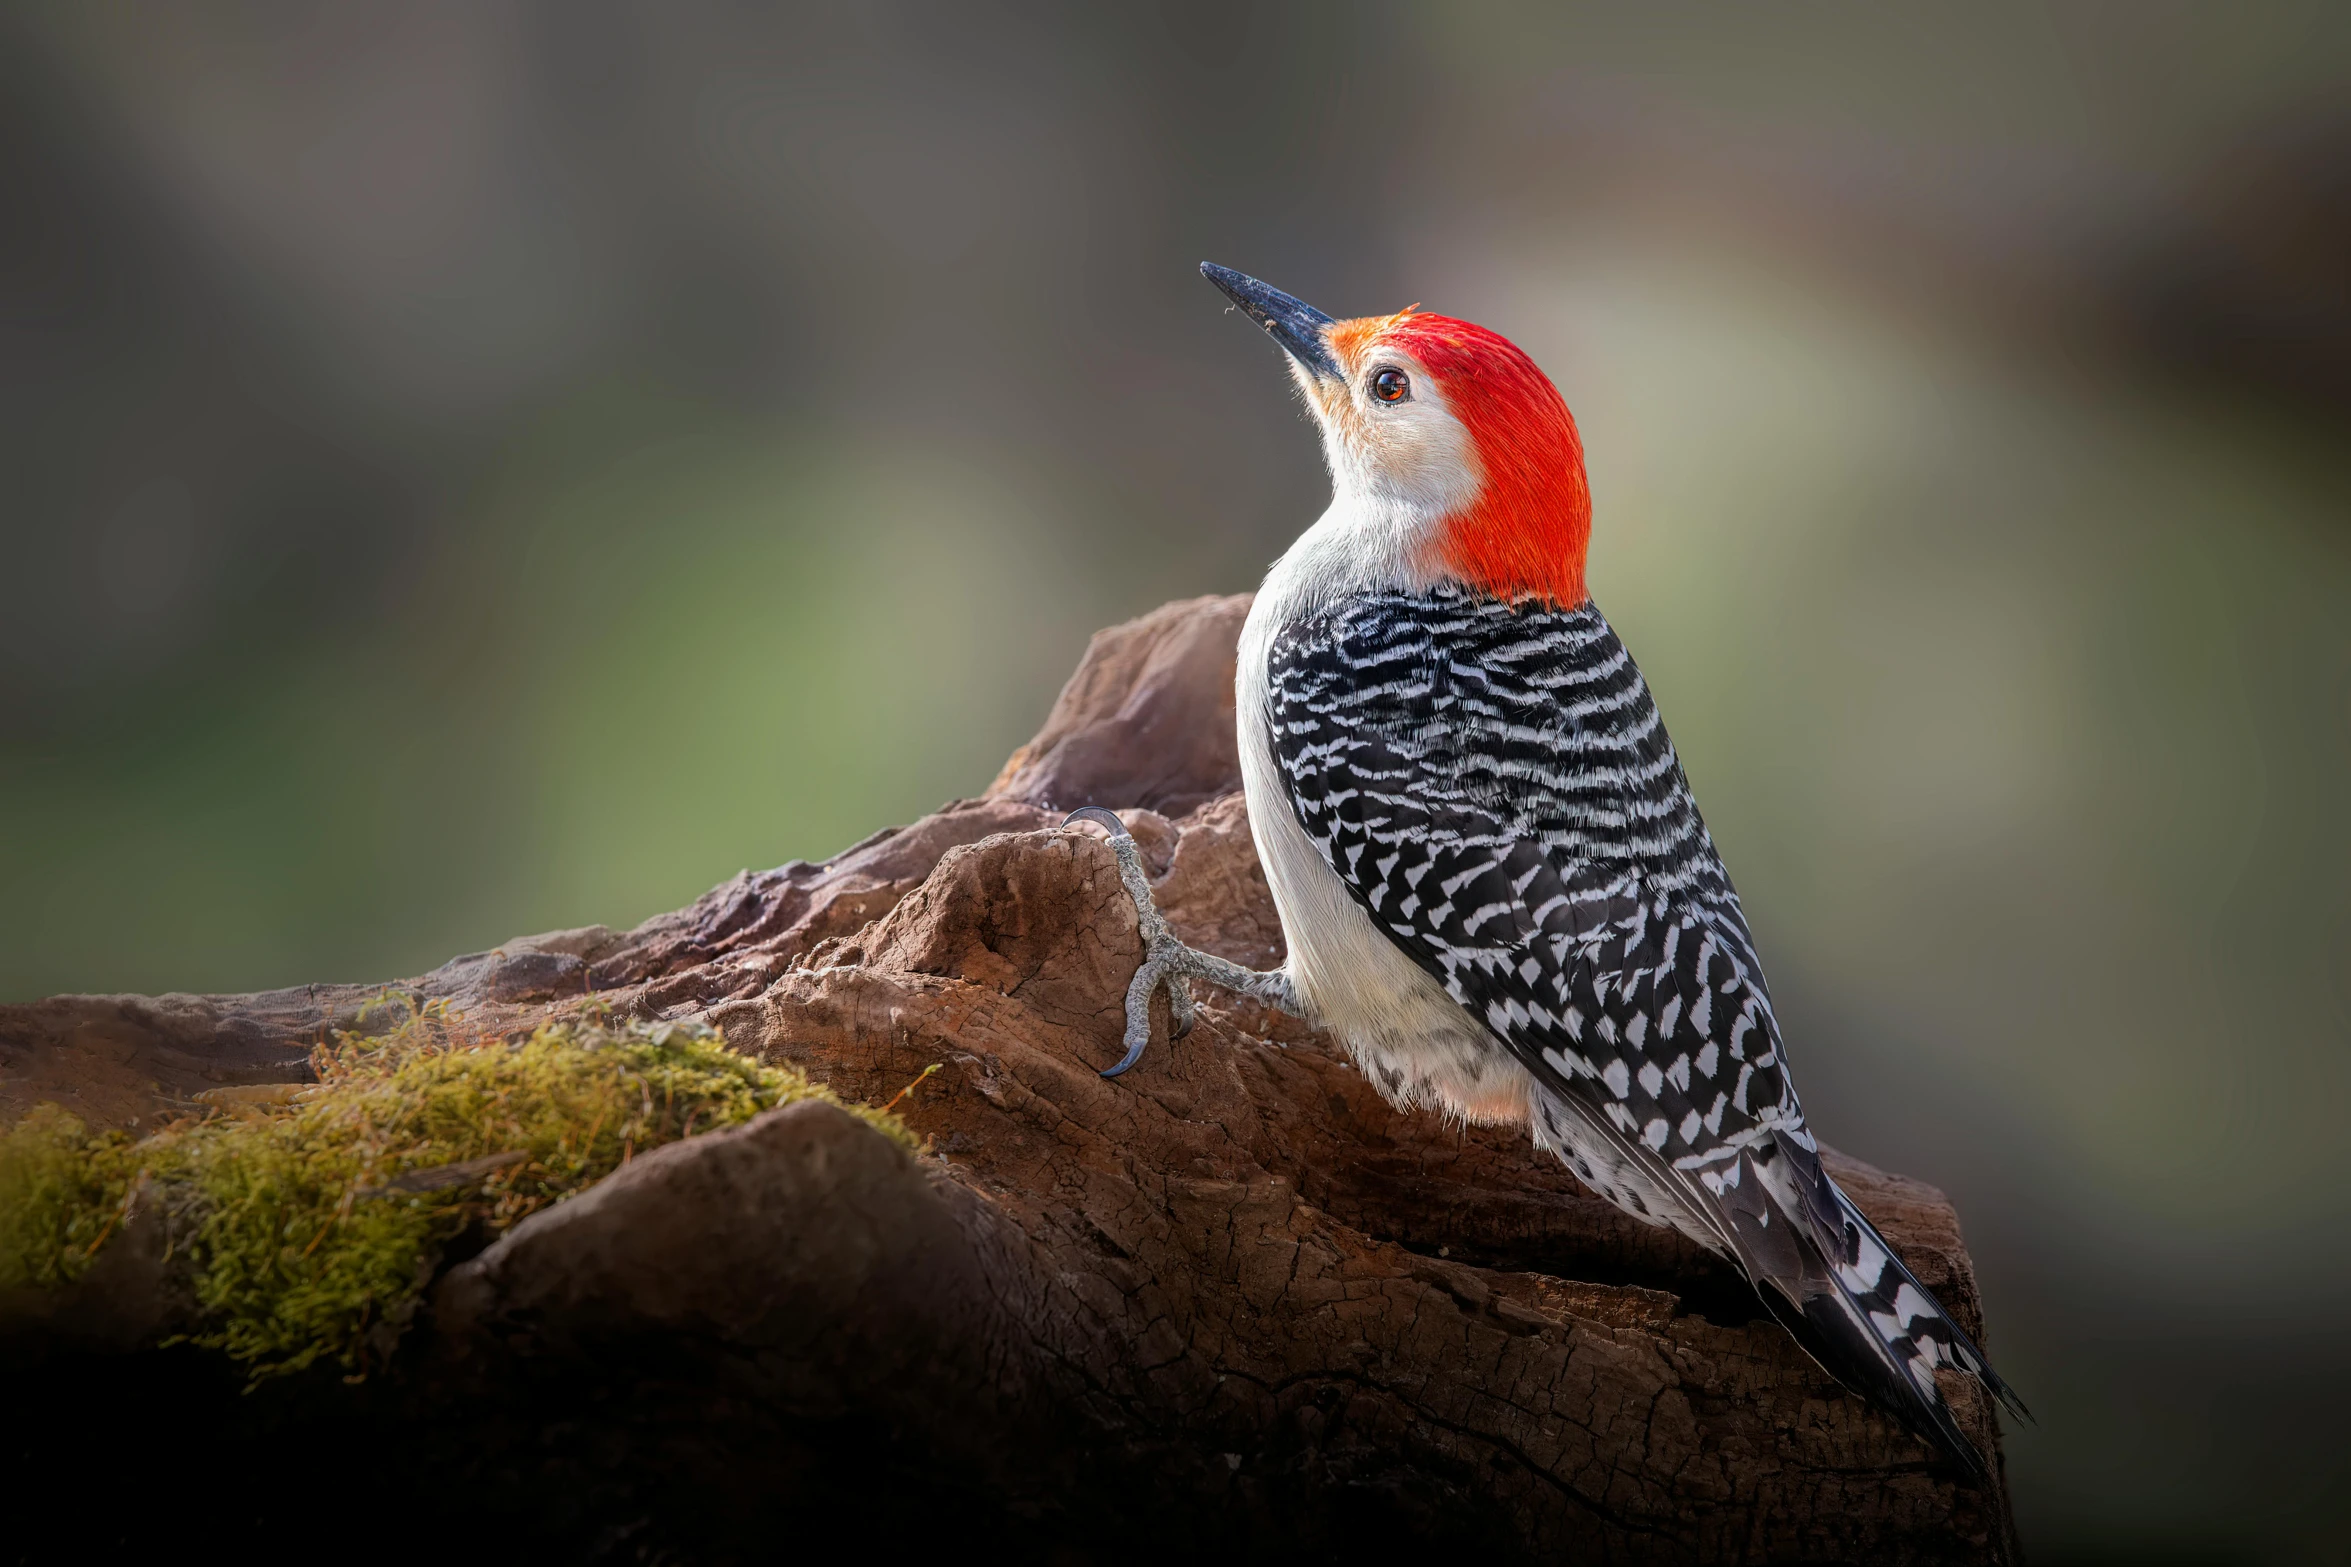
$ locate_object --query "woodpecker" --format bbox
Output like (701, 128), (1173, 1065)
(1071, 262), (2026, 1476)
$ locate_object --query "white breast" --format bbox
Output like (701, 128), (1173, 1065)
(1235, 510), (1534, 1127)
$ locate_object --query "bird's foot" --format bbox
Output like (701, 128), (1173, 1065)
(1064, 807), (1300, 1077)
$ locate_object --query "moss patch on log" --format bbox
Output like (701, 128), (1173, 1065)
(0, 1008), (910, 1380)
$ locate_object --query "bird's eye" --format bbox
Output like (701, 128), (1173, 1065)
(1370, 367), (1411, 403)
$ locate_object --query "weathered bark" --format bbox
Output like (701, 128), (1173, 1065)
(1, 595), (2016, 1565)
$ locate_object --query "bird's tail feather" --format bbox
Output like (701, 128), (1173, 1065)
(1731, 1139), (2027, 1477)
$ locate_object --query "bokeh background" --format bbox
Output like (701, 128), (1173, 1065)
(4, 3), (2346, 1558)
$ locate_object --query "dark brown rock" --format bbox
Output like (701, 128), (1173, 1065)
(432, 1099), (1029, 1438)
(706, 815), (2016, 1564)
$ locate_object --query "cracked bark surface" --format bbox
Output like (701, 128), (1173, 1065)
(2, 594), (2015, 1564)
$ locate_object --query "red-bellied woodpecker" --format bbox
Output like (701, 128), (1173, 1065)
(1071, 262), (2027, 1476)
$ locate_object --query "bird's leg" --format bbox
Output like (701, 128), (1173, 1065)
(1064, 808), (1303, 1077)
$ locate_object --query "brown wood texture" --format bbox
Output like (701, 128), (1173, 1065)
(1, 595), (2016, 1564)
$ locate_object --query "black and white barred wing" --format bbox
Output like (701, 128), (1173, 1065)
(1264, 592), (1799, 1224)
(1267, 688), (1794, 1254)
(1265, 589), (2023, 1468)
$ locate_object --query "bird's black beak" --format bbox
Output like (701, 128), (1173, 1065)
(1201, 263), (1341, 381)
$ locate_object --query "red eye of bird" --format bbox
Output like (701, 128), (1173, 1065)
(1371, 367), (1410, 403)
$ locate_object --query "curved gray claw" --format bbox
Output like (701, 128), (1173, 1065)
(1066, 809), (1303, 1079)
(1065, 807), (1193, 1076)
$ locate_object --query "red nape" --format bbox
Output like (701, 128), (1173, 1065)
(1389, 313), (1591, 606)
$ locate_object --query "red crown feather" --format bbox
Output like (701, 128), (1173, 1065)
(1387, 313), (1591, 607)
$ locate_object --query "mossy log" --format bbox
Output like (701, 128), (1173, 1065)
(0, 595), (2016, 1564)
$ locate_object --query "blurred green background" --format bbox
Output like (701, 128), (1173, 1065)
(3, 3), (2346, 1559)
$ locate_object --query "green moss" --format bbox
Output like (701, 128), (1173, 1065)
(0, 1010), (911, 1382)
(0, 1104), (143, 1293)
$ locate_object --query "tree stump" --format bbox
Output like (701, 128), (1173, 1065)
(0, 595), (2016, 1564)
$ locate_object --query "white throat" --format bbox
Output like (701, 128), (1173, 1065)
(1253, 403), (1480, 627)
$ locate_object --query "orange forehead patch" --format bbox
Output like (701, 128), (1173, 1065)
(1326, 306), (1423, 371)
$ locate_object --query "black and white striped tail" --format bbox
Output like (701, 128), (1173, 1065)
(1760, 1179), (2030, 1477)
